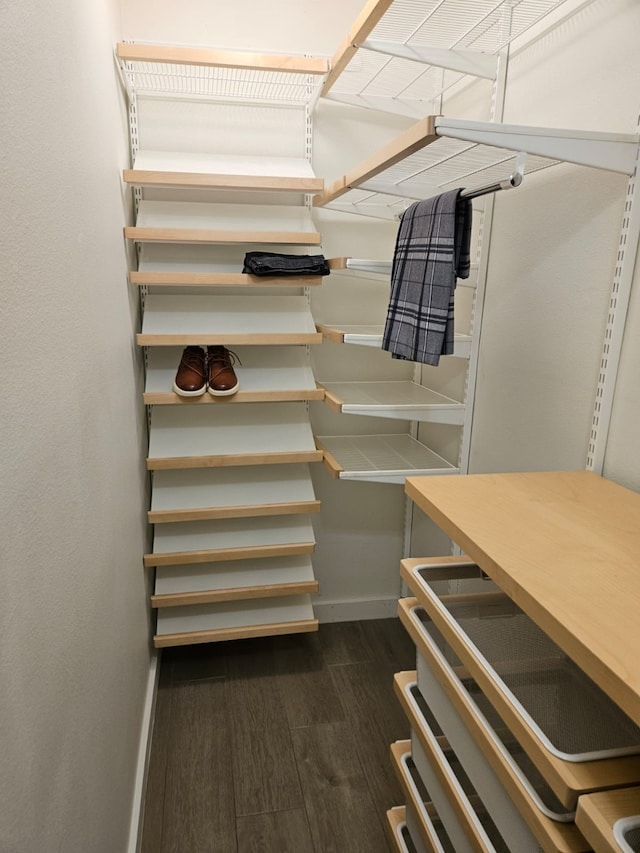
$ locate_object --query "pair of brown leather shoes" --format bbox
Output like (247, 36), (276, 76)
(173, 346), (240, 397)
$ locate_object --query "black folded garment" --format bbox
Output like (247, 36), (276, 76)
(243, 251), (331, 277)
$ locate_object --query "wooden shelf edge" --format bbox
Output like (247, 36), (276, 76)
(123, 169), (324, 193)
(146, 449), (324, 471)
(314, 115), (439, 207)
(144, 541), (315, 568)
(143, 389), (325, 405)
(129, 271), (324, 286)
(124, 226), (322, 245)
(116, 42), (329, 75)
(137, 333), (323, 346)
(151, 579), (319, 608)
(316, 324), (346, 344)
(385, 805), (407, 853)
(153, 617), (319, 648)
(148, 500), (321, 524)
(314, 437), (343, 479)
(321, 0), (395, 97)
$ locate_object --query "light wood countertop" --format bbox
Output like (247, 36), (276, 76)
(405, 470), (640, 727)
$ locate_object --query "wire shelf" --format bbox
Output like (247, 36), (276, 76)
(326, 0), (589, 112)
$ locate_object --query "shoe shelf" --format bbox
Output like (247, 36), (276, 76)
(319, 380), (465, 425)
(314, 433), (459, 484)
(322, 0), (594, 119)
(148, 465), (320, 524)
(116, 42), (328, 107)
(317, 323), (472, 357)
(145, 346), (324, 405)
(147, 402), (322, 470)
(124, 150), (324, 194)
(151, 553), (318, 608)
(137, 295), (322, 346)
(119, 42), (328, 646)
(314, 116), (638, 219)
(144, 513), (315, 567)
(153, 593), (318, 648)
(132, 245), (326, 287)
(124, 201), (322, 245)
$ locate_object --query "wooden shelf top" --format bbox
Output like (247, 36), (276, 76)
(124, 151), (324, 193)
(405, 470), (640, 727)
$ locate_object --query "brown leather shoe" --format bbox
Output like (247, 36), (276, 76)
(207, 346), (240, 396)
(173, 346), (206, 397)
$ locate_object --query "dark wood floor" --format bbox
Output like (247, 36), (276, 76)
(140, 618), (416, 853)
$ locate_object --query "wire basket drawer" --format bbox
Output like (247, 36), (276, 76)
(400, 558), (640, 808)
(390, 739), (458, 853)
(399, 599), (593, 852)
(396, 675), (515, 853)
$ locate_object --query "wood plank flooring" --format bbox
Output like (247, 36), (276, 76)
(140, 618), (416, 853)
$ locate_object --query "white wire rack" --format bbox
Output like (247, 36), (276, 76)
(323, 0), (593, 115)
(116, 43), (328, 106)
(315, 116), (638, 219)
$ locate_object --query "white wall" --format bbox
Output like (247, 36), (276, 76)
(0, 1), (151, 851)
(464, 0), (640, 483)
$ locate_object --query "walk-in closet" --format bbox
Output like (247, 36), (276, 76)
(3, 0), (640, 851)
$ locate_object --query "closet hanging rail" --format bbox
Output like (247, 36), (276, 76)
(314, 116), (638, 220)
(459, 160), (524, 200)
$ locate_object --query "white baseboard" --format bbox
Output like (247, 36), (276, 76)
(127, 650), (160, 853)
(313, 595), (399, 623)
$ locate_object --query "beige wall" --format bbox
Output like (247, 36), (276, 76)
(466, 0), (640, 483)
(0, 1), (152, 851)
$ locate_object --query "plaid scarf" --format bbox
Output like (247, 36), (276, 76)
(382, 189), (472, 366)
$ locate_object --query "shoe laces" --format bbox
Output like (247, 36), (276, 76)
(208, 346), (241, 368)
(180, 346), (206, 376)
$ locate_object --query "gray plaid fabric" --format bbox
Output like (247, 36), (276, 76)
(382, 189), (472, 365)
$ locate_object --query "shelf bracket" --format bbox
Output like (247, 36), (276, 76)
(435, 117), (639, 175)
(359, 40), (499, 80)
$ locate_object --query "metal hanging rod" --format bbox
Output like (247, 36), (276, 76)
(460, 151), (527, 200)
(460, 169), (523, 199)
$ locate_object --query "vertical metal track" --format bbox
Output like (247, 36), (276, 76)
(587, 117), (640, 473)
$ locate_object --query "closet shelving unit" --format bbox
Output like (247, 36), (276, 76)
(321, 0), (596, 119)
(117, 42), (330, 647)
(313, 112), (638, 484)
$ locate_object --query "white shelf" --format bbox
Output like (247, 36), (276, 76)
(323, 0), (595, 117)
(315, 433), (459, 484)
(124, 150), (323, 193)
(154, 594), (317, 645)
(125, 201), (322, 244)
(315, 116), (638, 219)
(320, 381), (465, 425)
(147, 402), (321, 470)
(154, 554), (316, 596)
(138, 295), (321, 345)
(116, 42), (328, 106)
(148, 514), (315, 564)
(149, 465), (318, 523)
(132, 246), (325, 287)
(145, 346), (322, 404)
(318, 324), (472, 357)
